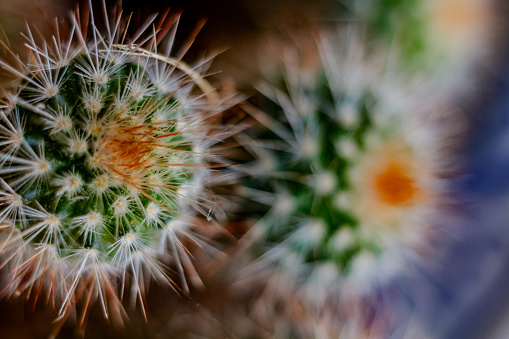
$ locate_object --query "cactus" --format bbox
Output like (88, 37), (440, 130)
(238, 29), (457, 309)
(350, 0), (496, 87)
(0, 2), (230, 326)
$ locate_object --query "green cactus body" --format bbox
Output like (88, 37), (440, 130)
(241, 31), (451, 301)
(0, 5), (226, 321)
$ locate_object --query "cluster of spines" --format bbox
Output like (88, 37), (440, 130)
(0, 2), (227, 324)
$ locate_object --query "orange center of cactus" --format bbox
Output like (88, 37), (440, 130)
(375, 163), (418, 206)
(99, 125), (156, 179)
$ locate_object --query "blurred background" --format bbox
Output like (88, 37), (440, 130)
(0, 0), (508, 338)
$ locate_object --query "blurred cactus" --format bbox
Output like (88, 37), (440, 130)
(351, 0), (497, 88)
(0, 1), (231, 329)
(237, 28), (460, 315)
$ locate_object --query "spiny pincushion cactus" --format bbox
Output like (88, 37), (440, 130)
(0, 3), (230, 325)
(239, 30), (458, 304)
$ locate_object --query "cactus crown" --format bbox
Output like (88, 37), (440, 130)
(0, 3), (225, 321)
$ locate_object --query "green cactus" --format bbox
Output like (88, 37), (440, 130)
(0, 3), (229, 324)
(238, 30), (455, 303)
